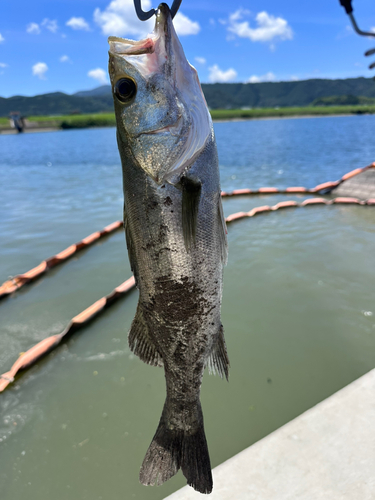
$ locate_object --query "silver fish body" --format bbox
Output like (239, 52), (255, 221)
(108, 4), (229, 494)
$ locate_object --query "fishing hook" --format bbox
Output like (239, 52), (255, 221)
(339, 0), (375, 72)
(133, 0), (182, 21)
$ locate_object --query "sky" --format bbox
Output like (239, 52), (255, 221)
(1, 0), (375, 97)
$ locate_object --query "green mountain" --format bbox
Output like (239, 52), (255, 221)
(202, 78), (375, 109)
(1, 77), (375, 117)
(310, 94), (375, 106)
(0, 92), (114, 117)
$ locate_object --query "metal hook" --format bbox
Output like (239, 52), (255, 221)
(133, 0), (182, 21)
(339, 0), (375, 72)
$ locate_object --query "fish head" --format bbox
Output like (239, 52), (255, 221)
(108, 3), (212, 184)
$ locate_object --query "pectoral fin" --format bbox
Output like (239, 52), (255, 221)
(124, 209), (139, 285)
(181, 176), (202, 251)
(218, 198), (228, 265)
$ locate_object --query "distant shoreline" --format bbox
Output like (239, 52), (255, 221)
(212, 113), (358, 123)
(1, 107), (374, 135)
(0, 127), (60, 135)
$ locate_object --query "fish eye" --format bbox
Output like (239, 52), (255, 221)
(114, 77), (137, 103)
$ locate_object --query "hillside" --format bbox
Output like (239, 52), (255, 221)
(1, 77), (375, 117)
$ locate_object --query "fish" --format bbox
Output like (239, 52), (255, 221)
(108, 3), (229, 494)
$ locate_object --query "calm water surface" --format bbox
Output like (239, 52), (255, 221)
(0, 115), (375, 499)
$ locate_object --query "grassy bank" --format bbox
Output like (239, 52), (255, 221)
(210, 105), (375, 120)
(1, 105), (375, 131)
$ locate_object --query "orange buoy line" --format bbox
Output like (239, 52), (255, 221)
(1, 162), (374, 301)
(0, 276), (135, 392)
(1, 196), (374, 393)
(0, 221), (123, 300)
(221, 162), (375, 197)
(225, 197), (375, 223)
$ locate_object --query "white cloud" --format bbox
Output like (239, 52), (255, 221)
(228, 10), (293, 43)
(94, 0), (199, 38)
(60, 55), (71, 63)
(290, 75), (299, 81)
(88, 68), (108, 85)
(0, 33), (4, 43)
(195, 57), (206, 65)
(94, 0), (154, 37)
(27, 22), (41, 34)
(42, 18), (58, 33)
(208, 64), (237, 83)
(173, 12), (200, 36)
(32, 62), (48, 79)
(247, 71), (276, 83)
(66, 17), (90, 31)
(0, 62), (7, 68)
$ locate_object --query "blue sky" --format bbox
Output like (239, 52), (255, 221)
(1, 0), (375, 97)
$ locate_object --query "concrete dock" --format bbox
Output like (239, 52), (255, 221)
(165, 369), (375, 499)
(333, 168), (375, 199)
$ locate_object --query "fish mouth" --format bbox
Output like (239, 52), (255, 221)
(134, 115), (183, 138)
(108, 4), (172, 58)
(108, 36), (156, 57)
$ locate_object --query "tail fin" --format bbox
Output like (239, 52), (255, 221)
(139, 402), (213, 494)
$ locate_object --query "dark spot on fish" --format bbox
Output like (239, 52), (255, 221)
(164, 197), (173, 206)
(170, 210), (174, 213)
(147, 200), (158, 210)
(149, 277), (206, 326)
(161, 185), (165, 189)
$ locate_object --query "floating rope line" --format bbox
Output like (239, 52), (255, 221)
(1, 163), (374, 300)
(0, 276), (135, 392)
(0, 221), (123, 300)
(225, 196), (375, 223)
(221, 162), (375, 197)
(0, 196), (374, 393)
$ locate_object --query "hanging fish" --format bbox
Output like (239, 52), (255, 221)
(108, 3), (229, 493)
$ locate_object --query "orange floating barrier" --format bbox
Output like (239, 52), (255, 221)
(285, 187), (308, 193)
(258, 187), (279, 193)
(0, 220), (123, 299)
(333, 197), (364, 204)
(0, 276), (136, 392)
(231, 188), (253, 195)
(273, 201), (299, 210)
(248, 205), (272, 216)
(311, 181), (340, 193)
(341, 168), (364, 181)
(225, 212), (248, 223)
(301, 198), (329, 206)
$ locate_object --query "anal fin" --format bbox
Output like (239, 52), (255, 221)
(128, 305), (163, 367)
(207, 324), (230, 381)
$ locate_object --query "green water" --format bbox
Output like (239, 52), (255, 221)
(1, 118), (375, 499)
